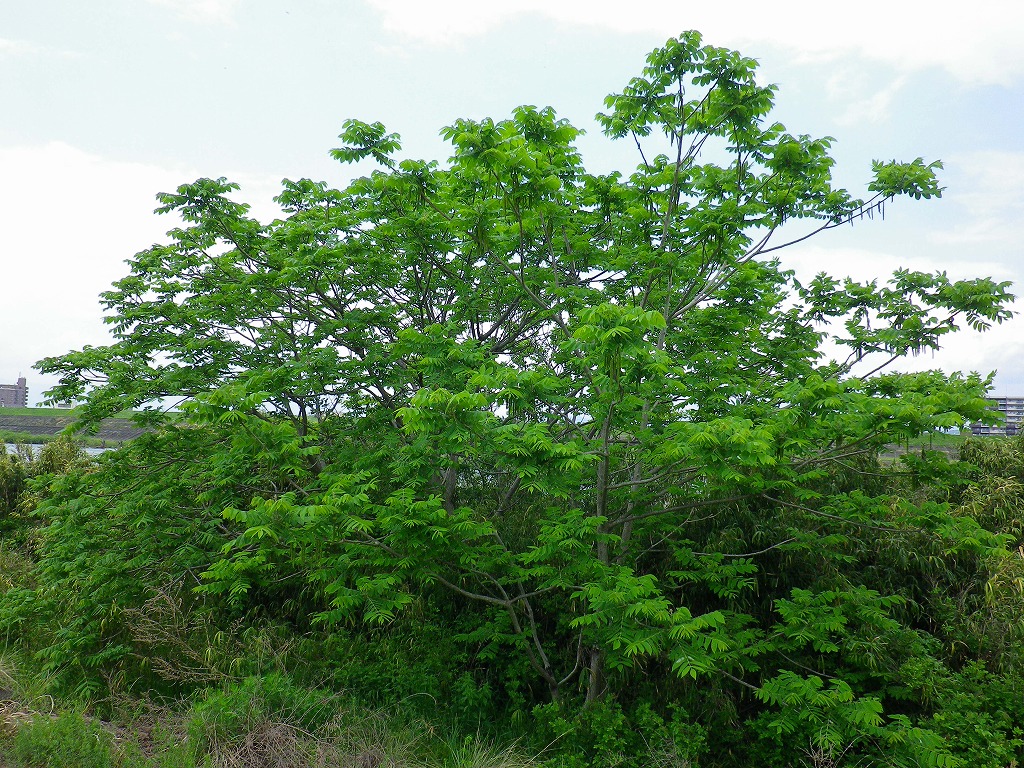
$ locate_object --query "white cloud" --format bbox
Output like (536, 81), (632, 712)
(0, 141), (289, 400)
(368, 1), (520, 44)
(931, 151), (1024, 247)
(0, 37), (77, 58)
(0, 38), (43, 56)
(145, 0), (241, 25)
(827, 72), (908, 126)
(0, 143), (188, 383)
(780, 244), (1015, 287)
(366, 0), (1024, 85)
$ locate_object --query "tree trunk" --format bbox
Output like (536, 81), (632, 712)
(584, 647), (605, 706)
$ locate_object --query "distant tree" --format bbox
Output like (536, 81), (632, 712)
(0, 445), (29, 527)
(0, 436), (89, 535)
(33, 31), (1013, 764)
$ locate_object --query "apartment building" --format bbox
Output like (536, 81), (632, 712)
(971, 396), (1024, 436)
(0, 377), (28, 408)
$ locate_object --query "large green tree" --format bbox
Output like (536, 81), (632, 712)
(31, 31), (1014, 765)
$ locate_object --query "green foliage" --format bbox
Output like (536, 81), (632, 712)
(0, 430), (227, 694)
(0, 445), (30, 534)
(9, 711), (115, 768)
(898, 660), (1024, 768)
(552, 704), (704, 768)
(114, 727), (200, 768)
(0, 431), (118, 448)
(532, 700), (706, 768)
(186, 674), (336, 757)
(0, 436), (91, 542)
(11, 29), (1020, 766)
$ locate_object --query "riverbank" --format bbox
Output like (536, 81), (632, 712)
(0, 408), (145, 447)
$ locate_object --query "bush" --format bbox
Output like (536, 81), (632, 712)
(9, 711), (114, 768)
(187, 674), (337, 759)
(531, 700), (706, 768)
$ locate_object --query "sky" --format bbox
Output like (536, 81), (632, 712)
(2, 0), (1022, 404)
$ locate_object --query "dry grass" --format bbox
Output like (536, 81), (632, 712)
(438, 737), (539, 768)
(202, 709), (428, 768)
(193, 709), (537, 768)
(0, 648), (535, 768)
(122, 588), (297, 687)
(0, 702), (540, 768)
(206, 720), (313, 768)
(0, 701), (35, 741)
(0, 651), (55, 739)
(315, 710), (426, 768)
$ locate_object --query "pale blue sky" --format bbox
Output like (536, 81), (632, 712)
(2, 1), (1022, 403)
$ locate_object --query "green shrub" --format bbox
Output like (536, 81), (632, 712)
(9, 711), (114, 768)
(186, 674), (336, 757)
(436, 733), (537, 768)
(0, 446), (29, 534)
(0, 547), (34, 593)
(918, 662), (1024, 768)
(108, 722), (198, 768)
(531, 700), (706, 768)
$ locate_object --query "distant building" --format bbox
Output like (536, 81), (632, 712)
(971, 396), (1024, 436)
(0, 377), (28, 408)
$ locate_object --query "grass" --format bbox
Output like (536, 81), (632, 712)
(0, 649), (538, 768)
(0, 407), (144, 448)
(0, 696), (539, 768)
(881, 431), (969, 455)
(0, 407), (78, 418)
(0, 431), (121, 449)
(0, 406), (145, 420)
(903, 432), (968, 450)
(0, 431), (55, 446)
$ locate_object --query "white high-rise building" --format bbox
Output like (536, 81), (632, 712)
(971, 396), (1024, 436)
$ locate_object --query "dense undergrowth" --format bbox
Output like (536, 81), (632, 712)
(3, 433), (1024, 767)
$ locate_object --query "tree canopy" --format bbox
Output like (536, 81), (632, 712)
(20, 30), (1019, 767)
